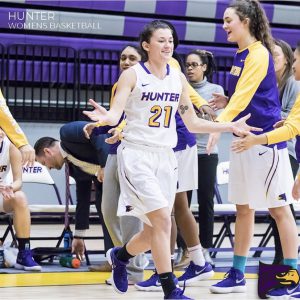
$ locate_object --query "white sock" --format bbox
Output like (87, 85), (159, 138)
(188, 244), (205, 266)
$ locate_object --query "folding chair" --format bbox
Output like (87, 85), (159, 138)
(210, 161), (236, 258)
(21, 162), (77, 248)
(211, 161), (274, 258)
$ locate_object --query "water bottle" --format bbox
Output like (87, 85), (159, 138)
(0, 246), (4, 268)
(59, 256), (80, 269)
(63, 231), (71, 249)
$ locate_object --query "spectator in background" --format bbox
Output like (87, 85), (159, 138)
(34, 121), (113, 262)
(210, 1), (298, 296)
(269, 39), (300, 265)
(185, 49), (225, 267)
(0, 128), (41, 271)
(83, 19), (259, 299)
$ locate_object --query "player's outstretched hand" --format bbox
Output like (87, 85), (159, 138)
(231, 113), (262, 137)
(208, 93), (229, 111)
(83, 99), (109, 123)
(105, 128), (123, 144)
(231, 132), (257, 153)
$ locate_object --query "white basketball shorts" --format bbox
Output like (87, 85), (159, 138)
(117, 141), (178, 226)
(229, 142), (294, 209)
(175, 144), (198, 193)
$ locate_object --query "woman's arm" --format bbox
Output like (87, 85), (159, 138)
(9, 143), (23, 192)
(231, 93), (300, 152)
(83, 68), (136, 125)
(178, 74), (261, 135)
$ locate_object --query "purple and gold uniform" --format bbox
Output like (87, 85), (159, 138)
(217, 41), (286, 149)
(218, 41), (293, 209)
(267, 93), (300, 145)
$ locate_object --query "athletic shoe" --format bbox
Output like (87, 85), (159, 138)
(291, 284), (300, 298)
(106, 247), (129, 294)
(210, 267), (246, 294)
(177, 261), (214, 286)
(135, 270), (178, 292)
(202, 248), (215, 268)
(164, 287), (193, 299)
(266, 283), (300, 298)
(14, 249), (42, 271)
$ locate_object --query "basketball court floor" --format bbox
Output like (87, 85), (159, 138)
(0, 222), (283, 299)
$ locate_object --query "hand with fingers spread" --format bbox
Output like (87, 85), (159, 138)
(83, 122), (98, 139)
(231, 132), (255, 153)
(208, 93), (229, 111)
(230, 113), (263, 137)
(105, 128), (123, 145)
(83, 99), (109, 124)
(19, 144), (35, 167)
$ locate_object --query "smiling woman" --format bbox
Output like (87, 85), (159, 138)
(83, 19), (257, 300)
(209, 0), (299, 297)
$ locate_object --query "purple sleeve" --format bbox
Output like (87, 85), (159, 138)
(295, 136), (300, 163)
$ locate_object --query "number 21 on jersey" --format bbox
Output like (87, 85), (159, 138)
(148, 105), (173, 128)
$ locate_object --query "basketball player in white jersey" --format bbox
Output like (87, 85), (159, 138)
(0, 129), (41, 271)
(83, 20), (260, 299)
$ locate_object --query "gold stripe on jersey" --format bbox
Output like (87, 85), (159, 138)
(0, 89), (28, 148)
(267, 93), (300, 145)
(217, 43), (269, 122)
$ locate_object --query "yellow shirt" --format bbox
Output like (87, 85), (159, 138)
(267, 93), (300, 144)
(0, 89), (28, 148)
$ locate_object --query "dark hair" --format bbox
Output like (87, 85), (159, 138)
(274, 39), (294, 97)
(120, 44), (144, 61)
(139, 20), (172, 60)
(186, 50), (217, 81)
(34, 137), (58, 156)
(229, 0), (274, 53)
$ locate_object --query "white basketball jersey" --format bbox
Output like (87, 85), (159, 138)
(123, 62), (182, 148)
(0, 136), (11, 184)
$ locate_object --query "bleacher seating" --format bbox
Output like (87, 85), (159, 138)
(0, 0), (298, 121)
